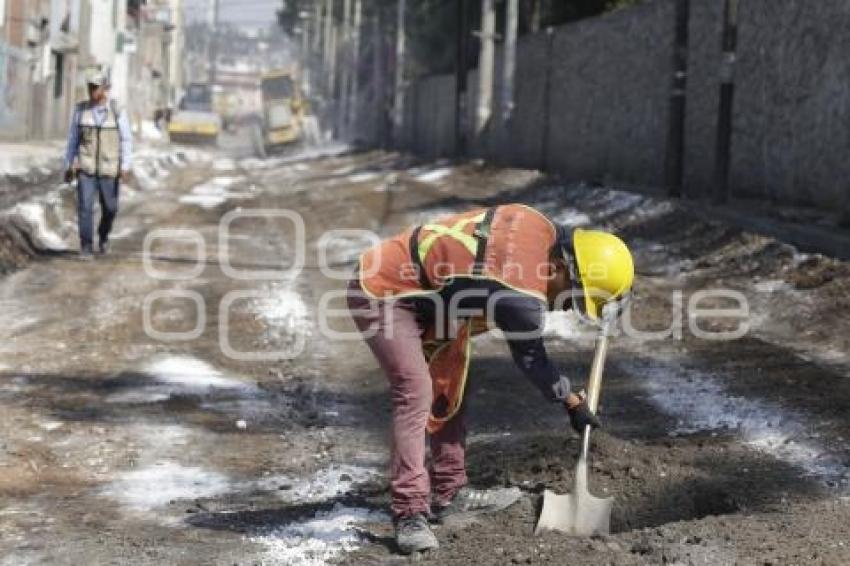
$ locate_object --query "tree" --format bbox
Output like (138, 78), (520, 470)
(277, 0), (312, 34)
(276, 1), (645, 77)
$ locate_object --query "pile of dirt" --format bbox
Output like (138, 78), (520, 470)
(0, 225), (38, 275)
(786, 255), (850, 291)
(0, 159), (63, 210)
(0, 194), (73, 273)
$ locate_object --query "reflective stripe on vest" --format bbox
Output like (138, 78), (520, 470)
(418, 211), (486, 261)
(358, 204), (557, 300)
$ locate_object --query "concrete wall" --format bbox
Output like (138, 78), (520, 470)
(394, 0), (850, 213)
(730, 0), (850, 210)
(504, 32), (550, 169)
(403, 0), (677, 188)
(409, 74), (456, 158)
(545, 0), (674, 188)
(682, 0), (724, 199)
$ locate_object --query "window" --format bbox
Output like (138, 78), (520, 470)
(54, 53), (64, 99)
(262, 76), (295, 100)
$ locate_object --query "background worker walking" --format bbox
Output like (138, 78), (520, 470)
(63, 69), (133, 259)
(348, 204), (634, 554)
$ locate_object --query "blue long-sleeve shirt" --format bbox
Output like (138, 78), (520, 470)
(64, 99), (133, 172)
(407, 278), (572, 402)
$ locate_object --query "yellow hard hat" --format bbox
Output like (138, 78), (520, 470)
(564, 228), (634, 321)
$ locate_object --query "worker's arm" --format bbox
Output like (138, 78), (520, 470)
(64, 105), (81, 173)
(492, 293), (600, 431)
(117, 108), (133, 173)
(491, 292), (572, 402)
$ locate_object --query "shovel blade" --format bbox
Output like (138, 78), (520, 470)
(535, 488), (613, 536)
(535, 458), (613, 536)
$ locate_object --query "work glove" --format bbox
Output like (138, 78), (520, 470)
(566, 392), (601, 434)
(64, 169), (76, 184)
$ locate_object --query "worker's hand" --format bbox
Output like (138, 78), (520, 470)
(566, 392), (600, 433)
(63, 169), (76, 184)
(118, 170), (130, 183)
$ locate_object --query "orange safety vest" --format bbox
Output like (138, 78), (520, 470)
(358, 204), (558, 433)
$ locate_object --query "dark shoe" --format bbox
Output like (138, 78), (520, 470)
(97, 240), (109, 255)
(433, 487), (522, 523)
(394, 513), (439, 555)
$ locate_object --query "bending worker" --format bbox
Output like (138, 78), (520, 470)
(347, 203), (634, 554)
(64, 68), (133, 259)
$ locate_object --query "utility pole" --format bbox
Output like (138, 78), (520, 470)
(373, 5), (387, 147)
(308, 1), (323, 101)
(664, 0), (689, 198)
(502, 0), (518, 123)
(475, 0), (495, 136)
(540, 27), (555, 170)
(338, 0), (352, 138)
(713, 0), (739, 204)
(392, 0), (406, 146)
(209, 0), (219, 85)
(454, 0), (469, 155)
(300, 11), (311, 96)
(301, 16), (310, 56)
(323, 0), (334, 94)
(301, 19), (310, 66)
(329, 17), (338, 98)
(530, 0), (542, 33)
(348, 0), (362, 137)
(313, 2), (322, 53)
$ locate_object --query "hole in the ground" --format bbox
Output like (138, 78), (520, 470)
(611, 482), (741, 533)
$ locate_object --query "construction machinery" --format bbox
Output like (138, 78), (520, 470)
(250, 68), (307, 157)
(213, 88), (241, 132)
(168, 83), (222, 145)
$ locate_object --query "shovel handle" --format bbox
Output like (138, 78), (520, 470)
(579, 315), (614, 461)
(585, 317), (612, 413)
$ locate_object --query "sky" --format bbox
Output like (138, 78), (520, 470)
(183, 0), (281, 28)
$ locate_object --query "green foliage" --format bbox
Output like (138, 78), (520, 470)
(276, 0), (310, 34)
(407, 0), (458, 76)
(275, 0), (645, 77)
(536, 0), (643, 27)
(605, 0), (643, 11)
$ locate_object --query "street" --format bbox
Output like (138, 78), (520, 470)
(2, 0), (849, 563)
(0, 134), (847, 564)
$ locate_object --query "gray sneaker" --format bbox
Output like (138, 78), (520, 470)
(433, 486), (522, 523)
(394, 513), (439, 555)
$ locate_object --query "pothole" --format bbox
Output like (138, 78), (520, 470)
(468, 432), (824, 536)
(611, 482), (742, 533)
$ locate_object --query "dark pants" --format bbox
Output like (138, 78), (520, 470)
(347, 279), (468, 519)
(77, 173), (119, 251)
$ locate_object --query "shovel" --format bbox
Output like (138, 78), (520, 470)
(535, 315), (614, 536)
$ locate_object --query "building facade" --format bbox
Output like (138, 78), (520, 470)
(0, 0), (184, 141)
(0, 0), (80, 140)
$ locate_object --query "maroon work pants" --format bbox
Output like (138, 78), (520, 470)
(347, 279), (467, 518)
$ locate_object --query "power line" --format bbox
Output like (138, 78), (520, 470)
(184, 0), (281, 7)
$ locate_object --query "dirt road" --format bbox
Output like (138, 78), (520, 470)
(0, 141), (848, 565)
